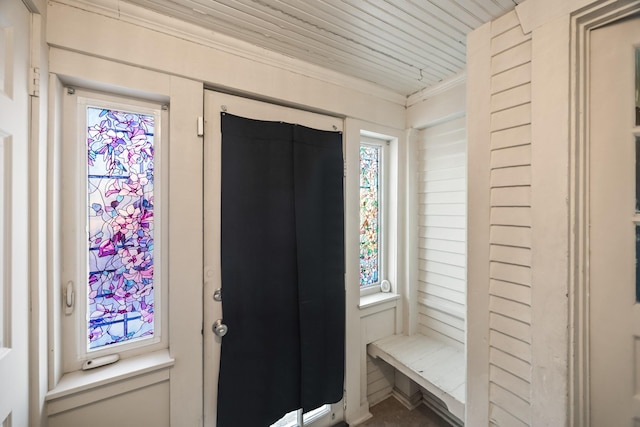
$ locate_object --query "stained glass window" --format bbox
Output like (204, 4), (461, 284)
(360, 145), (380, 287)
(86, 106), (155, 350)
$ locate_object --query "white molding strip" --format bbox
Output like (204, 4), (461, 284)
(406, 71), (466, 107)
(567, 3), (640, 427)
(53, 0), (407, 106)
(45, 350), (174, 402)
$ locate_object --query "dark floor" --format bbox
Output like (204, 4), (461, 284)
(358, 397), (451, 427)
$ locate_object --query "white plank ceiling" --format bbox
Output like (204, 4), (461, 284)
(121, 0), (521, 96)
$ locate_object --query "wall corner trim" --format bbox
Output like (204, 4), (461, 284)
(464, 18), (492, 427)
(514, 0), (613, 36)
(515, 1), (534, 35)
(405, 71), (466, 107)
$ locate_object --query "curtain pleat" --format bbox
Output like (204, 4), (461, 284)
(293, 125), (345, 411)
(217, 114), (345, 427)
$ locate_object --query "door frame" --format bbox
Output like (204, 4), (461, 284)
(0, 1), (32, 426)
(569, 2), (640, 426)
(202, 90), (346, 427)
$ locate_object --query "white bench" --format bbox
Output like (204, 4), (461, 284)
(367, 334), (465, 422)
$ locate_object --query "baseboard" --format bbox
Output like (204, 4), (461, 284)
(421, 392), (463, 427)
(347, 409), (372, 426)
(368, 388), (392, 407)
(391, 388), (421, 410)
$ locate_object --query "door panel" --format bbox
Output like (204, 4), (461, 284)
(203, 91), (344, 426)
(589, 14), (640, 426)
(0, 0), (30, 425)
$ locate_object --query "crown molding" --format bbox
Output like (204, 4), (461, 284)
(52, 0), (407, 106)
(405, 70), (466, 107)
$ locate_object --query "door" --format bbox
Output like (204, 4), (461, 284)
(0, 0), (30, 426)
(589, 14), (640, 426)
(203, 91), (344, 427)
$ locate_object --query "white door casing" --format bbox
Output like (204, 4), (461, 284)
(589, 14), (640, 426)
(203, 90), (344, 427)
(0, 0), (31, 425)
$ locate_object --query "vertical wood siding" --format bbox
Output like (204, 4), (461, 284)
(487, 10), (532, 427)
(416, 116), (466, 350)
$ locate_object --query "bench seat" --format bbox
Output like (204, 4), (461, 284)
(367, 334), (465, 421)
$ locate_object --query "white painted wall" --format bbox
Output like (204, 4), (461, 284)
(24, 2), (50, 427)
(415, 117), (467, 350)
(48, 381), (169, 427)
(45, 53), (203, 426)
(26, 0), (637, 426)
(406, 74), (467, 351)
(466, 19), (492, 426)
(466, 8), (537, 427)
(465, 1), (640, 426)
(366, 355), (394, 406)
(392, 72), (468, 423)
(47, 1), (405, 128)
(344, 116), (406, 424)
(42, 1), (406, 426)
(403, 76), (469, 426)
(487, 11), (534, 427)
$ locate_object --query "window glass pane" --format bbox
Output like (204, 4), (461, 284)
(360, 145), (380, 287)
(270, 404), (329, 427)
(302, 405), (330, 423)
(86, 106), (155, 350)
(636, 48), (639, 126)
(270, 410), (298, 427)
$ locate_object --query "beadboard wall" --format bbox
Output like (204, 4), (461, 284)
(415, 117), (467, 350)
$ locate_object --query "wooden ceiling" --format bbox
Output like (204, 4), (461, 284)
(121, 0), (521, 96)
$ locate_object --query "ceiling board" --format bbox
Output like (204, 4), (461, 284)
(121, 0), (520, 96)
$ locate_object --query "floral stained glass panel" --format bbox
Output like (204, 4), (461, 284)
(86, 106), (155, 350)
(360, 145), (380, 287)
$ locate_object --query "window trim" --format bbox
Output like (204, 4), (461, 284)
(61, 89), (169, 373)
(359, 135), (391, 297)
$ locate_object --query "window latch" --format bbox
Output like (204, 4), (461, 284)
(197, 116), (204, 137)
(64, 281), (75, 315)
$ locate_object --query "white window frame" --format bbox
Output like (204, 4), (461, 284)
(61, 89), (169, 373)
(359, 135), (390, 297)
(271, 404), (333, 427)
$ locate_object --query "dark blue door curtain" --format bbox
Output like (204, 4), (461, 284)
(217, 113), (345, 426)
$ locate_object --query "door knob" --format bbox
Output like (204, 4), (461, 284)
(213, 319), (228, 337)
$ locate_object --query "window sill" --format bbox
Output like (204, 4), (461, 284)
(358, 292), (400, 310)
(46, 349), (174, 414)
